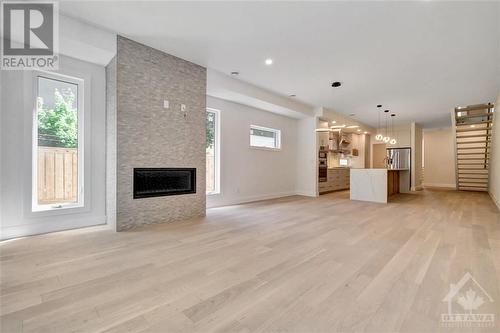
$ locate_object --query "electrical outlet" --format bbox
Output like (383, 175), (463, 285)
(163, 100), (169, 109)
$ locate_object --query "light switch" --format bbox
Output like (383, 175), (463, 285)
(181, 104), (186, 112)
(163, 100), (169, 109)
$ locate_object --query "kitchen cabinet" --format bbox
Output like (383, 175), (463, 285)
(387, 170), (400, 196)
(319, 168), (350, 194)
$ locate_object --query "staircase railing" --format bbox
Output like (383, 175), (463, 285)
(453, 103), (494, 192)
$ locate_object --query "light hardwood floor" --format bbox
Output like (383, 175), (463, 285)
(1, 189), (500, 333)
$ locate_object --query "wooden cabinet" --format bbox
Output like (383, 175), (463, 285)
(319, 168), (350, 194)
(387, 170), (400, 196)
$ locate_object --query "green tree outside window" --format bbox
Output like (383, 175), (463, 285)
(38, 88), (78, 148)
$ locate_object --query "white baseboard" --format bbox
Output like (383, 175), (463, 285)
(1, 217), (106, 240)
(423, 183), (457, 189)
(207, 191), (304, 208)
(489, 191), (500, 212)
(294, 190), (317, 197)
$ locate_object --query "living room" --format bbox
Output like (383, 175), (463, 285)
(1, 1), (499, 332)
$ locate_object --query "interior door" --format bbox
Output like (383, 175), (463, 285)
(372, 144), (387, 168)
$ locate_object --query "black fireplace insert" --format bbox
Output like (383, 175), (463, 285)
(133, 168), (196, 199)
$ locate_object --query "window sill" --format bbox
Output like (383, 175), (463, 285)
(249, 146), (281, 152)
(32, 203), (85, 213)
(206, 191), (220, 196)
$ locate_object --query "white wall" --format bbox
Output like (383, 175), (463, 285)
(489, 92), (500, 210)
(350, 134), (366, 169)
(59, 15), (116, 66)
(207, 70), (314, 119)
(206, 96), (300, 208)
(381, 124), (412, 148)
(0, 71), (5, 232)
(0, 56), (106, 239)
(297, 117), (317, 196)
(370, 124), (412, 168)
(423, 128), (456, 188)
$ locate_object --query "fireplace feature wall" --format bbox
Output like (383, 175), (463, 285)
(107, 36), (206, 231)
(134, 168), (196, 199)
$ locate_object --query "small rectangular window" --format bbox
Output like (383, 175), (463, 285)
(33, 73), (84, 211)
(250, 125), (281, 150)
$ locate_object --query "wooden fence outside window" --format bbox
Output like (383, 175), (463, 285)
(37, 146), (78, 204)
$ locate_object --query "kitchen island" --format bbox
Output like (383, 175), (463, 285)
(350, 168), (410, 203)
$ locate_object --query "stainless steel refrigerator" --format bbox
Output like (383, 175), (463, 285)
(386, 148), (411, 170)
(386, 147), (411, 192)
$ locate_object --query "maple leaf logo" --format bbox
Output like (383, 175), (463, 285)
(456, 289), (485, 313)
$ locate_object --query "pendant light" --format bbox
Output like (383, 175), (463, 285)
(382, 110), (390, 143)
(375, 105), (383, 141)
(390, 114), (397, 145)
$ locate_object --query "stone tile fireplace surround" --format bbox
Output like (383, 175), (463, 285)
(106, 36), (206, 231)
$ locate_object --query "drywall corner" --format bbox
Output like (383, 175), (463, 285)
(105, 55), (117, 231)
(296, 117), (317, 197)
(411, 122), (423, 191)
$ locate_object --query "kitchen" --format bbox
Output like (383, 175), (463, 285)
(317, 127), (368, 194)
(315, 108), (421, 203)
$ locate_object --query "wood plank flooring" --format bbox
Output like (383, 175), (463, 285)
(1, 189), (499, 332)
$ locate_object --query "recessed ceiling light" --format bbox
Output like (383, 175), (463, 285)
(265, 58), (273, 65)
(289, 94), (296, 97)
(349, 113), (356, 117)
(384, 110), (390, 113)
(377, 105), (382, 108)
(331, 81), (342, 87)
(364, 131), (369, 134)
(470, 125), (476, 128)
(331, 120), (337, 124)
(357, 129), (361, 132)
(230, 71), (239, 76)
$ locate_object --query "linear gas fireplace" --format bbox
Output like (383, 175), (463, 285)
(133, 168), (196, 199)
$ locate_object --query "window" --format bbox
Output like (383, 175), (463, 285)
(206, 108), (220, 194)
(250, 125), (281, 150)
(33, 73), (84, 211)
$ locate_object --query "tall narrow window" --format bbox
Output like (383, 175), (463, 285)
(33, 74), (84, 211)
(206, 108), (220, 194)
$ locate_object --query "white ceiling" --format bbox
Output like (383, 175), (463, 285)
(60, 1), (500, 128)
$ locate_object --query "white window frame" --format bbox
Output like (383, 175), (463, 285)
(206, 108), (220, 195)
(249, 125), (281, 151)
(31, 71), (85, 212)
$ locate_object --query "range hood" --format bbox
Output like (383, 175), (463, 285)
(339, 133), (351, 145)
(331, 132), (351, 154)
